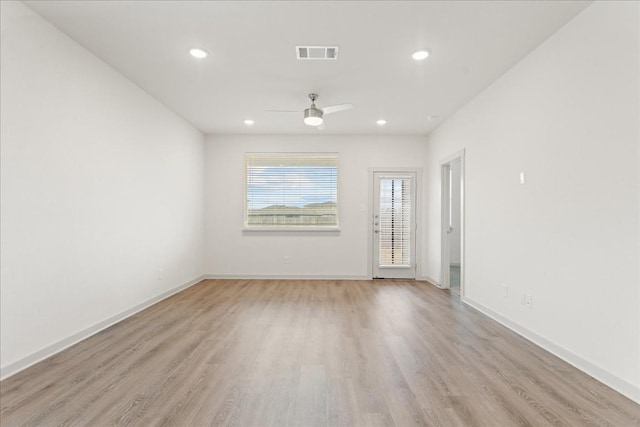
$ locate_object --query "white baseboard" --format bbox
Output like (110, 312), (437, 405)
(461, 296), (640, 404)
(204, 274), (371, 280)
(0, 275), (205, 381)
(417, 275), (443, 288)
(207, 275), (448, 283)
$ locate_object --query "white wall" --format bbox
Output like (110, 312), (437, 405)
(424, 1), (640, 402)
(204, 134), (428, 279)
(0, 2), (205, 377)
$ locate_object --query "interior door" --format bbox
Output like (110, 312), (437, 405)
(448, 160), (462, 294)
(373, 172), (416, 279)
(440, 150), (465, 294)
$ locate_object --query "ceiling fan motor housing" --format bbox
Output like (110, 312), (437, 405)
(303, 107), (323, 126)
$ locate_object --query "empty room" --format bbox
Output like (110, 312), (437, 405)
(1, 0), (639, 425)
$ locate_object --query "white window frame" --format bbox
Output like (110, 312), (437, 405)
(244, 153), (340, 232)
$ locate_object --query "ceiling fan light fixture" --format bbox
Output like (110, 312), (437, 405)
(189, 48), (208, 58)
(412, 49), (430, 60)
(304, 108), (324, 126)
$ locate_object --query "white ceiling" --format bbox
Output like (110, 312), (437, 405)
(25, 1), (591, 135)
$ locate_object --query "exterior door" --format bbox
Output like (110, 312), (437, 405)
(372, 172), (416, 279)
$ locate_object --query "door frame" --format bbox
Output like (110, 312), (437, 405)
(368, 168), (422, 279)
(440, 150), (465, 295)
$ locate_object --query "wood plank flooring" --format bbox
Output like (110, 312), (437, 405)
(1, 279), (639, 426)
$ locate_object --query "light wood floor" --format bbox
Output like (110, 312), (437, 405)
(1, 279), (639, 426)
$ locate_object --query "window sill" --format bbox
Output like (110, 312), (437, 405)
(243, 227), (340, 235)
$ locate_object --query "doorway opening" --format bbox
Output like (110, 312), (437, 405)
(440, 151), (465, 295)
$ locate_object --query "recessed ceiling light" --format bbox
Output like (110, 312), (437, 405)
(189, 48), (208, 59)
(376, 119), (387, 125)
(243, 119), (254, 126)
(412, 50), (430, 60)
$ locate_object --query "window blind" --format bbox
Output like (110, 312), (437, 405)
(245, 153), (338, 228)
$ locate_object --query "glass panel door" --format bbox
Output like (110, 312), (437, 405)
(373, 172), (416, 279)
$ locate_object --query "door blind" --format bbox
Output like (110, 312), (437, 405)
(378, 177), (412, 266)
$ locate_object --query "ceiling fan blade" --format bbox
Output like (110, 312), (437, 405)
(321, 103), (354, 115)
(316, 123), (326, 130)
(264, 110), (300, 113)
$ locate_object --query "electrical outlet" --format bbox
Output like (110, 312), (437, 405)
(525, 293), (532, 308)
(283, 256), (290, 264)
(502, 284), (508, 297)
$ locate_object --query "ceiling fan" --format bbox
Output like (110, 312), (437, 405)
(267, 93), (354, 128)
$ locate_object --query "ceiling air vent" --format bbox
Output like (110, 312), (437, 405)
(296, 46), (339, 60)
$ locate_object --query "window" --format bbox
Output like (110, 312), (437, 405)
(245, 153), (338, 229)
